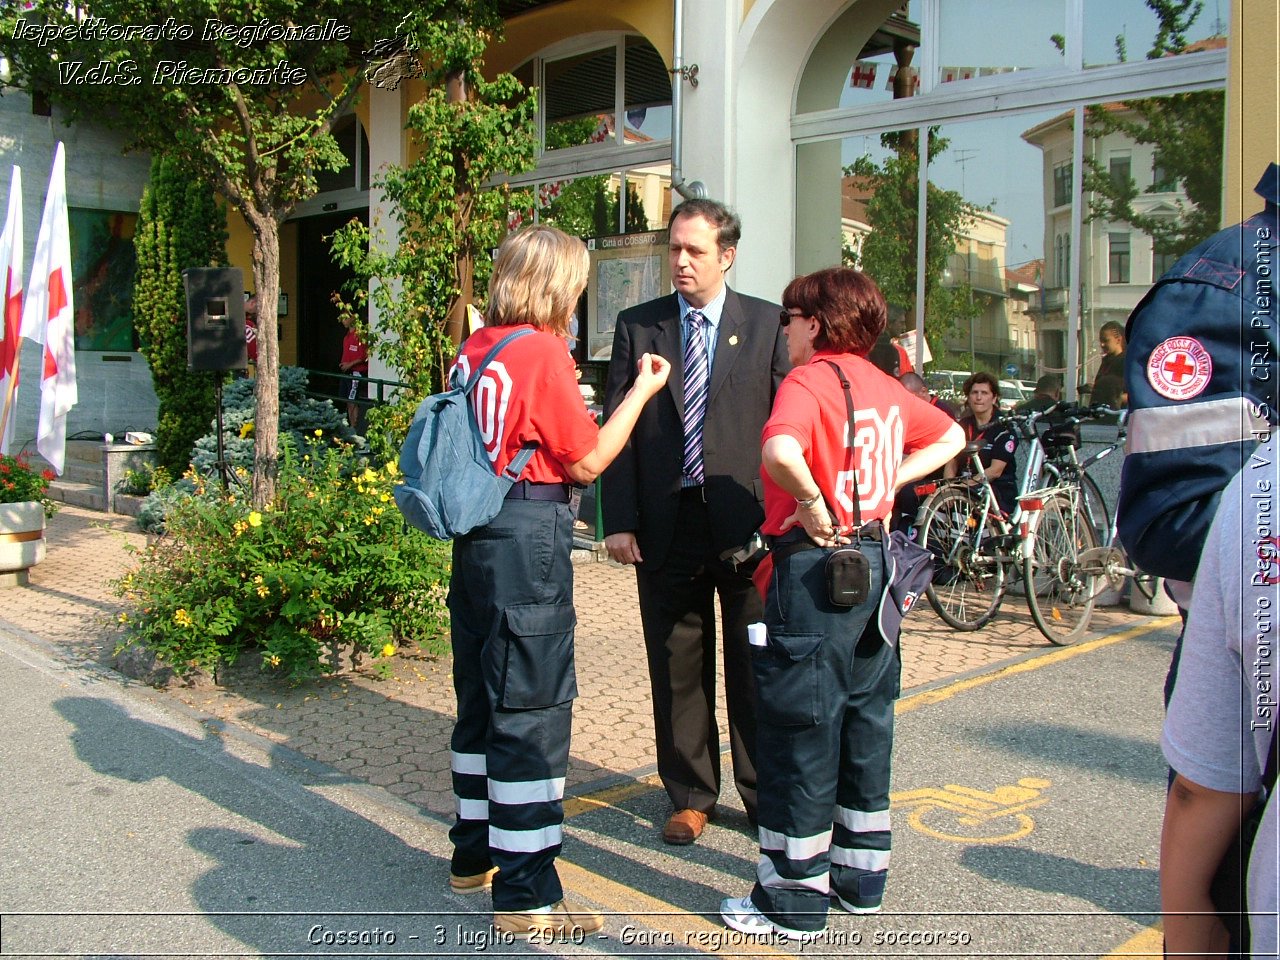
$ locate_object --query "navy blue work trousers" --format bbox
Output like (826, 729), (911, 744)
(749, 541), (897, 932)
(447, 498), (577, 911)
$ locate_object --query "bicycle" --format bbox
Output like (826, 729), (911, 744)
(1038, 406), (1158, 603)
(914, 405), (1101, 644)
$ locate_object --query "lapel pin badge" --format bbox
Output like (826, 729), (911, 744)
(728, 335), (739, 346)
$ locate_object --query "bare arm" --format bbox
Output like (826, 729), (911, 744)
(1160, 773), (1254, 959)
(564, 354), (670, 486)
(761, 434), (842, 546)
(896, 423), (965, 489)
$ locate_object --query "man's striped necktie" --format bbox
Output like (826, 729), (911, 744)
(682, 310), (709, 485)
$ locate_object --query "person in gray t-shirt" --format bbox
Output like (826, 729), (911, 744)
(1162, 435), (1279, 959)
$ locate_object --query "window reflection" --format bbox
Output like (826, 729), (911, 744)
(1083, 0), (1225, 66)
(937, 0), (1065, 84)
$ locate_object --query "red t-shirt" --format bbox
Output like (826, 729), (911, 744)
(760, 351), (954, 534)
(341, 329), (369, 374)
(452, 324), (598, 484)
(244, 317), (258, 363)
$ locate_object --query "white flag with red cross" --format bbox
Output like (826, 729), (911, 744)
(19, 143), (77, 475)
(0, 166), (22, 454)
(849, 60), (878, 89)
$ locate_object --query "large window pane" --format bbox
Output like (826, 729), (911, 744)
(838, 1), (923, 108)
(937, 0), (1066, 85)
(622, 37), (671, 143)
(798, 128), (921, 355)
(1084, 0), (1225, 67)
(1079, 91), (1225, 397)
(927, 110), (1065, 382)
(544, 46), (616, 151)
(624, 165), (670, 233)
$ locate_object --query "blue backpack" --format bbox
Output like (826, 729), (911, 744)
(393, 329), (537, 540)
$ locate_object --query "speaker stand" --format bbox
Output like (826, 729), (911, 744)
(212, 378), (246, 494)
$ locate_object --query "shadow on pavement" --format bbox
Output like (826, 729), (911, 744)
(959, 845), (1158, 923)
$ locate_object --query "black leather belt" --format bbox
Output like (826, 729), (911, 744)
(505, 480), (572, 503)
(770, 521), (883, 563)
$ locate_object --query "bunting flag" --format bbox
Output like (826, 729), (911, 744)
(19, 143), (77, 476)
(940, 66), (976, 83)
(885, 65), (921, 92)
(849, 60), (878, 89)
(0, 166), (22, 454)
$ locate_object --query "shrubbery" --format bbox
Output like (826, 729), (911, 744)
(115, 434), (452, 680)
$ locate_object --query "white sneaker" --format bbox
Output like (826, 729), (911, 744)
(719, 895), (825, 942)
(833, 893), (882, 914)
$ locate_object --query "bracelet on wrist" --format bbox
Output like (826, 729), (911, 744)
(796, 492), (822, 509)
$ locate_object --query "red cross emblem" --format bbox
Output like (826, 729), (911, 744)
(1161, 353), (1196, 383)
(1147, 336), (1212, 401)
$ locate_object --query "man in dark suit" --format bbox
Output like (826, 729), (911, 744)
(602, 199), (789, 845)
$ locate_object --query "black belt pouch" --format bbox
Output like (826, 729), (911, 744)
(825, 545), (871, 607)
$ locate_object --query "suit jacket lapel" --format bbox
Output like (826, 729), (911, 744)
(651, 294), (684, 417)
(709, 287), (745, 404)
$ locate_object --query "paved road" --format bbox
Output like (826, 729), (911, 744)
(0, 613), (1175, 959)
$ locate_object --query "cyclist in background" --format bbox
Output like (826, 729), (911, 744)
(945, 372), (1018, 516)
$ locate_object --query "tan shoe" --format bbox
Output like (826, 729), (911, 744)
(492, 899), (604, 939)
(662, 808), (710, 845)
(449, 866), (497, 895)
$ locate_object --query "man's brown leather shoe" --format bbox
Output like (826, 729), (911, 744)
(662, 808), (710, 845)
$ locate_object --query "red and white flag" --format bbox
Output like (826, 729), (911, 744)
(0, 166), (22, 454)
(849, 60), (878, 89)
(20, 143), (77, 475)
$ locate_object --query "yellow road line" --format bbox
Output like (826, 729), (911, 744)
(557, 860), (797, 958)
(1102, 921), (1163, 957)
(896, 616), (1179, 715)
(563, 777), (659, 819)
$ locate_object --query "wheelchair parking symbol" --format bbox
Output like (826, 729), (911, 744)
(891, 777), (1052, 844)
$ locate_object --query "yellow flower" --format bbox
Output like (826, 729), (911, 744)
(314, 429), (323, 437)
(363, 468), (378, 482)
(233, 520), (248, 536)
(256, 584), (270, 598)
(239, 421), (255, 439)
(248, 511), (263, 527)
(173, 608), (193, 627)
(381, 643), (396, 658)
(379, 492), (391, 502)
(268, 654), (281, 667)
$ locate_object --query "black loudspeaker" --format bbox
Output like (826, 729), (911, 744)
(184, 267), (247, 371)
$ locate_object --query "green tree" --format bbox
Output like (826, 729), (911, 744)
(132, 156), (228, 478)
(845, 129), (984, 356)
(330, 13), (537, 458)
(0, 0), (466, 507)
(1081, 0), (1224, 257)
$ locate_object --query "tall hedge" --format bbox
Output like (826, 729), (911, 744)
(132, 155), (229, 476)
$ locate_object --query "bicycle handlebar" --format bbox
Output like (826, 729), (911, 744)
(994, 401), (1126, 436)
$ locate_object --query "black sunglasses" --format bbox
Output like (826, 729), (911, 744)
(780, 310), (805, 327)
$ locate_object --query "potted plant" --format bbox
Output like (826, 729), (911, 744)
(0, 454), (56, 585)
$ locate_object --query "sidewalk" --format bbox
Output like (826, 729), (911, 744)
(2, 504), (1160, 822)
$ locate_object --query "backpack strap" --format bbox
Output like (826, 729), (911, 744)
(460, 328), (535, 394)
(457, 327), (539, 483)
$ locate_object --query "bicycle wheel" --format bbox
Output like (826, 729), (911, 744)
(1023, 493), (1098, 645)
(1078, 472), (1110, 545)
(920, 486), (1007, 630)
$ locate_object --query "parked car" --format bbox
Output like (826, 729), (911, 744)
(998, 379), (1027, 411)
